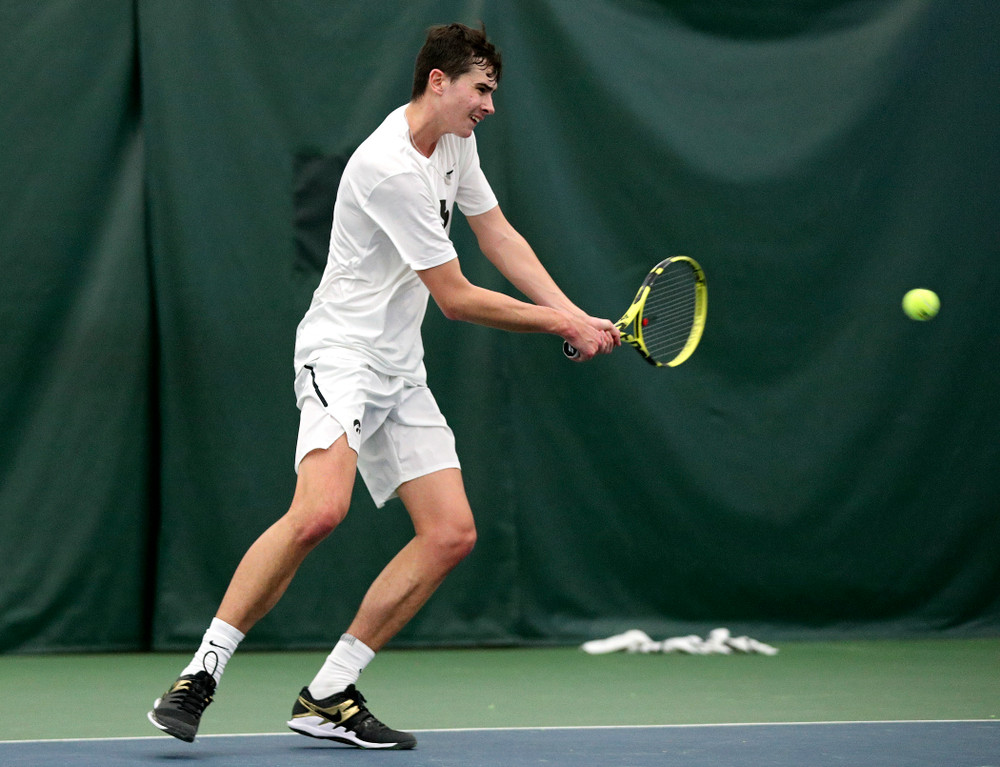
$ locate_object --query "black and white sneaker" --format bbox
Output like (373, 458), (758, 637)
(147, 670), (216, 742)
(287, 684), (416, 750)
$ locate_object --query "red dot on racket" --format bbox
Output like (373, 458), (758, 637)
(642, 318), (650, 327)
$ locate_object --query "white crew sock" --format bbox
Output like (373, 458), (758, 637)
(180, 617), (245, 686)
(307, 633), (376, 700)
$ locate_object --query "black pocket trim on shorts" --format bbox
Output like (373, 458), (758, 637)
(303, 365), (328, 407)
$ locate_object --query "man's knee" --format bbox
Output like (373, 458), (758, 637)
(287, 500), (349, 549)
(288, 441), (356, 548)
(432, 516), (477, 567)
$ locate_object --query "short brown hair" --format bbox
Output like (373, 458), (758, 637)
(411, 23), (502, 99)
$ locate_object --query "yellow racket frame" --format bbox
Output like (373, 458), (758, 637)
(617, 255), (707, 367)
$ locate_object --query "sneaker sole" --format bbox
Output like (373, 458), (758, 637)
(147, 699), (197, 743)
(287, 716), (415, 750)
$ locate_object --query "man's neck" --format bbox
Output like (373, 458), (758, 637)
(404, 101), (440, 158)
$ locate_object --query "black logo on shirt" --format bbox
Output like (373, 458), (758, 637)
(439, 200), (449, 228)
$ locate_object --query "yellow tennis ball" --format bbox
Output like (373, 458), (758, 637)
(902, 288), (940, 321)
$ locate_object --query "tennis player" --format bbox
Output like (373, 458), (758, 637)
(148, 22), (618, 750)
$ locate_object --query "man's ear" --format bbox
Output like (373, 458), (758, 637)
(428, 68), (448, 95)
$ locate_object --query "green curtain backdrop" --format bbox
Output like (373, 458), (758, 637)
(1, 0), (997, 652)
(0, 0), (150, 651)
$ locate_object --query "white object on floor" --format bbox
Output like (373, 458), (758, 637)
(581, 627), (778, 656)
(580, 629), (661, 654)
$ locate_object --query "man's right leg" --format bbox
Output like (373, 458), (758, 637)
(286, 468), (474, 751)
(147, 437), (358, 742)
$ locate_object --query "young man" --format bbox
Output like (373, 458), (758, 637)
(147, 23), (618, 751)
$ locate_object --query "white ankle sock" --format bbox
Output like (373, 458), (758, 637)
(308, 633), (375, 699)
(181, 617), (245, 686)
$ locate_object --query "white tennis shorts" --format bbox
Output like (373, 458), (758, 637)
(293, 358), (460, 508)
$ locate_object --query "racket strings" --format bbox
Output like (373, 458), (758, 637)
(640, 267), (697, 363)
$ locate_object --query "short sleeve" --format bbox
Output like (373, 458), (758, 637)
(364, 172), (458, 271)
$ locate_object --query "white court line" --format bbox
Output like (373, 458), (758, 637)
(2, 719), (997, 745)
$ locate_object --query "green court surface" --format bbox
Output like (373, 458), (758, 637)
(2, 639), (997, 742)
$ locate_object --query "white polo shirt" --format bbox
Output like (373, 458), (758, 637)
(294, 105), (498, 383)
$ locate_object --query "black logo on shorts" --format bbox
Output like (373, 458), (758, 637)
(353, 419), (362, 434)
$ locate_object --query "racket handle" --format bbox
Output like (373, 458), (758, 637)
(562, 341), (580, 360)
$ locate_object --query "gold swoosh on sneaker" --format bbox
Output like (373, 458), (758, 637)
(293, 695), (361, 724)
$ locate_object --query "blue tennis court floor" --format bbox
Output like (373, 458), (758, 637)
(3, 721), (998, 767)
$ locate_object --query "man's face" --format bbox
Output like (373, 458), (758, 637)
(440, 64), (496, 137)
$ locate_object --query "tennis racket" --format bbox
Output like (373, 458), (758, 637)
(564, 256), (707, 367)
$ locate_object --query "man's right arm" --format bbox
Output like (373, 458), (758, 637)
(416, 259), (612, 360)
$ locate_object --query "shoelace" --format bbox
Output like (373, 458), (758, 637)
(341, 686), (377, 727)
(166, 673), (215, 716)
(346, 686), (367, 707)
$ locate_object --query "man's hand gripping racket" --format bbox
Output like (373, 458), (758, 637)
(564, 256), (707, 367)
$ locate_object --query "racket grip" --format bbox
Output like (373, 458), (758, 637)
(562, 341), (580, 360)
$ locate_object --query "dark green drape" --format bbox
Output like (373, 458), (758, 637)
(1, 0), (997, 652)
